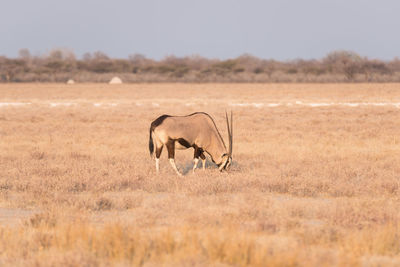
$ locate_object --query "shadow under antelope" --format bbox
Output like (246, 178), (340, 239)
(149, 112), (233, 176)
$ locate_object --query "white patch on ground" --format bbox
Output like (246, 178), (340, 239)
(229, 101), (400, 108)
(93, 103), (118, 107)
(109, 76), (122, 84)
(2, 101), (400, 109)
(341, 103), (359, 107)
(307, 103), (333, 107)
(371, 103), (386, 106)
(229, 103), (264, 108)
(0, 102), (31, 107)
(267, 103), (280, 107)
(50, 102), (76, 107)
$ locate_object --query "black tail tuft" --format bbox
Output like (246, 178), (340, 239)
(149, 115), (170, 158)
(149, 127), (154, 157)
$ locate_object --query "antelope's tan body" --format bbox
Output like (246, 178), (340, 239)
(149, 112), (233, 175)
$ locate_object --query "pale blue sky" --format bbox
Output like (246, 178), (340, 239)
(1, 0), (399, 60)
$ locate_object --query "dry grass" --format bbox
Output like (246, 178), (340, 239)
(1, 83), (400, 266)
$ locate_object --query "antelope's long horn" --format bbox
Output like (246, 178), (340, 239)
(225, 111), (230, 154)
(225, 111), (233, 157)
(229, 111), (233, 156)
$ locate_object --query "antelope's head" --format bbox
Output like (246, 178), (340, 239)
(219, 111), (233, 171)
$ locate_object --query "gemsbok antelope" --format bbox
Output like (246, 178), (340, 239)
(149, 112), (233, 176)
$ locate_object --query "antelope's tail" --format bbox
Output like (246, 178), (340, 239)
(149, 127), (154, 157)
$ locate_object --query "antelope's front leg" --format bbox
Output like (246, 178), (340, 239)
(200, 152), (206, 170)
(167, 140), (182, 176)
(192, 158), (199, 173)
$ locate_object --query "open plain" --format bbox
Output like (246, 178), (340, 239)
(1, 83), (400, 266)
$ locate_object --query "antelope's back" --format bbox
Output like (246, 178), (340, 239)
(155, 113), (217, 144)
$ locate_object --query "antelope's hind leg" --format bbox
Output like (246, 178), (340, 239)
(155, 145), (163, 174)
(193, 147), (205, 173)
(167, 139), (182, 176)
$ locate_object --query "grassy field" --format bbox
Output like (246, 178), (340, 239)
(1, 83), (400, 266)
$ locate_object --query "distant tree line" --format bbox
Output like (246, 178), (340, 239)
(1, 49), (400, 83)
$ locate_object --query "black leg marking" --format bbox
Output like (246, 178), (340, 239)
(166, 139), (175, 159)
(155, 145), (163, 158)
(177, 138), (191, 148)
(193, 146), (205, 159)
(167, 140), (181, 176)
(193, 146), (200, 159)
